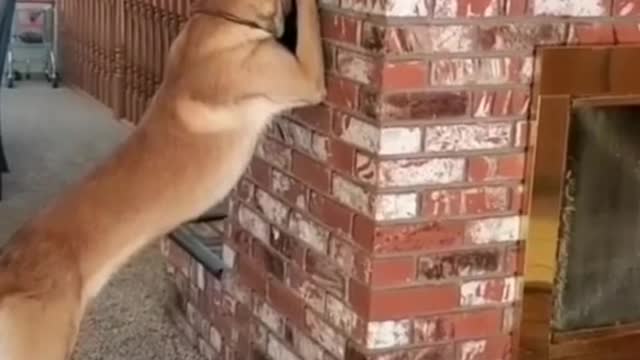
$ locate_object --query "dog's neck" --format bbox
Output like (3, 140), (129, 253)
(191, 8), (275, 36)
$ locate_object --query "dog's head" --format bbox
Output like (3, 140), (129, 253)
(192, 0), (293, 37)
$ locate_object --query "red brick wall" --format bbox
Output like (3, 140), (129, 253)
(163, 1), (640, 360)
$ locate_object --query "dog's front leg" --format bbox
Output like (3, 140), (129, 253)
(293, 0), (326, 97)
(240, 0), (326, 107)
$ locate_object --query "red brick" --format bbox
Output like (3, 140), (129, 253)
(236, 254), (267, 297)
(257, 138), (291, 170)
(290, 105), (331, 134)
(371, 257), (416, 287)
(453, 309), (503, 339)
(382, 91), (469, 120)
(381, 61), (428, 91)
(321, 13), (360, 44)
(271, 169), (308, 210)
(267, 278), (306, 330)
(413, 316), (454, 344)
(456, 335), (512, 360)
(374, 222), (465, 255)
(228, 222), (254, 255)
(417, 249), (503, 281)
(511, 184), (525, 212)
(370, 285), (459, 320)
(476, 23), (566, 51)
(291, 151), (331, 192)
(468, 154), (526, 182)
(615, 22), (640, 43)
(269, 227), (306, 268)
(568, 23), (615, 44)
(309, 191), (353, 236)
(236, 179), (255, 203)
(348, 278), (370, 318)
(329, 236), (371, 283)
(305, 251), (347, 298)
(324, 44), (336, 73)
(505, 0), (528, 15)
(471, 89), (530, 117)
(354, 151), (377, 185)
(514, 120), (529, 148)
(434, 0), (503, 17)
(352, 214), (375, 250)
(504, 244), (524, 275)
(326, 75), (359, 110)
(460, 278), (519, 306)
(252, 240), (286, 282)
(167, 240), (191, 277)
(249, 158), (272, 189)
(336, 49), (377, 85)
(614, 0), (640, 15)
(287, 267), (327, 314)
(361, 23), (387, 53)
(412, 346), (456, 360)
(328, 139), (355, 174)
(423, 187), (511, 218)
(370, 346), (456, 360)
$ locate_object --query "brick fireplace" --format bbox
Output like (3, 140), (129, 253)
(150, 1), (640, 360)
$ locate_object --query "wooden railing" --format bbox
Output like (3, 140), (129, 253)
(58, 0), (189, 124)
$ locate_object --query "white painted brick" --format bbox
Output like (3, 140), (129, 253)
(431, 58), (513, 85)
(466, 216), (521, 244)
(375, 193), (418, 220)
(424, 123), (512, 152)
(460, 340), (487, 360)
(293, 332), (324, 360)
(311, 133), (329, 161)
(335, 115), (380, 152)
(366, 320), (411, 350)
(222, 275), (251, 305)
(431, 25), (475, 53)
(255, 189), (289, 227)
(379, 158), (465, 187)
(256, 139), (291, 169)
(460, 277), (522, 306)
(332, 175), (372, 214)
(209, 326), (223, 353)
(306, 310), (346, 358)
(272, 170), (292, 195)
(253, 323), (269, 351)
(237, 205), (269, 243)
(387, 0), (431, 16)
(196, 262), (205, 290)
(222, 244), (236, 269)
(276, 118), (313, 152)
(288, 212), (329, 253)
(326, 295), (359, 336)
(533, 0), (607, 16)
(355, 153), (378, 185)
(268, 336), (301, 360)
(254, 300), (284, 335)
(380, 127), (422, 155)
(198, 338), (216, 360)
(337, 51), (375, 84)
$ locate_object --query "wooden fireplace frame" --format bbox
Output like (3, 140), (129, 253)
(521, 44), (640, 360)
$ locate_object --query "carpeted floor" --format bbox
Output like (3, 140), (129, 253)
(0, 82), (203, 360)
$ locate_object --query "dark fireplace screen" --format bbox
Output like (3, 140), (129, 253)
(553, 105), (640, 333)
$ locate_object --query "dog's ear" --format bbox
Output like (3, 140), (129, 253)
(279, 0), (297, 52)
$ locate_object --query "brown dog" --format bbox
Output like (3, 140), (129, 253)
(0, 0), (325, 358)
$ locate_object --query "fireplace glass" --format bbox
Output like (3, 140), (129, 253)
(553, 105), (640, 332)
